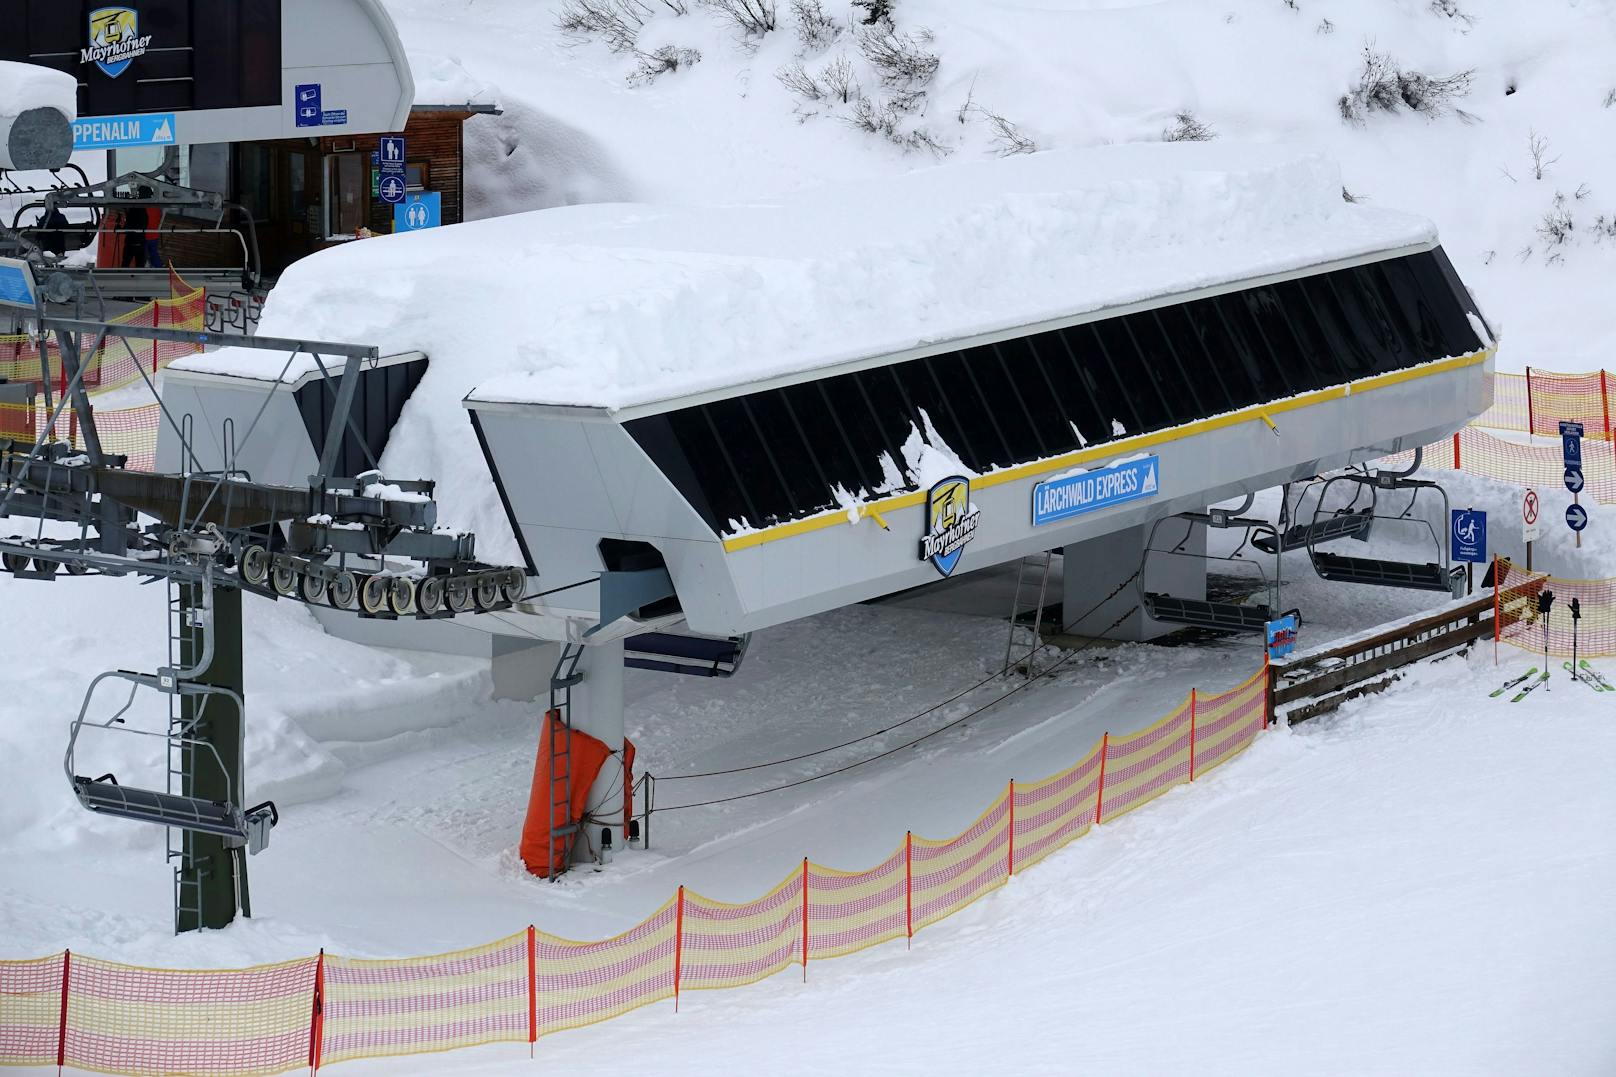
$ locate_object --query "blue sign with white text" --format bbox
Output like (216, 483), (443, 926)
(1451, 508), (1488, 564)
(1562, 421), (1584, 465)
(394, 192), (441, 232)
(1032, 456), (1160, 527)
(320, 110), (348, 126)
(72, 112), (176, 151)
(295, 83), (322, 127)
(0, 260), (39, 309)
(1266, 613), (1299, 661)
(378, 136), (408, 204)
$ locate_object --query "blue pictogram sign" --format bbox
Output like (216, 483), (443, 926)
(1267, 612), (1299, 661)
(1451, 508), (1488, 564)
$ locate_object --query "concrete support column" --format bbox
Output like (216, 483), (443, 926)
(1063, 518), (1207, 642)
(491, 636), (560, 702)
(570, 637), (626, 860)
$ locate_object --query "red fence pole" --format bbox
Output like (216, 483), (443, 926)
(56, 949), (69, 1076)
(1526, 367), (1536, 438)
(1006, 780), (1015, 878)
(673, 886), (685, 1013)
(1263, 652), (1272, 730)
(904, 831), (913, 950)
(1493, 555), (1502, 666)
(1094, 734), (1109, 825)
(308, 949), (325, 1075)
(1189, 690), (1198, 782)
(1453, 432), (1461, 470)
(800, 858), (809, 983)
(1602, 370), (1612, 442)
(526, 925), (537, 1056)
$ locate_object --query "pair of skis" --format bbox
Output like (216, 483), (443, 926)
(1563, 659), (1615, 693)
(1492, 667), (1545, 702)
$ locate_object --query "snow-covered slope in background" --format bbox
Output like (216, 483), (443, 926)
(385, 0), (1616, 372)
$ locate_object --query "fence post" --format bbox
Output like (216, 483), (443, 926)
(674, 886), (685, 1013)
(1094, 733), (1109, 825)
(56, 948), (69, 1076)
(800, 858), (809, 983)
(1493, 555), (1501, 666)
(904, 831), (913, 950)
(308, 949), (324, 1075)
(1452, 432), (1461, 470)
(1525, 366), (1536, 438)
(1189, 689), (1198, 782)
(1602, 370), (1612, 442)
(1006, 780), (1015, 878)
(1266, 651), (1277, 730)
(526, 925), (537, 1056)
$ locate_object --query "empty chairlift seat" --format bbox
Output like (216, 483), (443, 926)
(624, 632), (750, 678)
(1144, 593), (1274, 634)
(1310, 552), (1466, 597)
(71, 774), (278, 849)
(1251, 509), (1373, 555)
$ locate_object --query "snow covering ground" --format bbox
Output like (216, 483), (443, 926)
(7, 0), (1616, 1074)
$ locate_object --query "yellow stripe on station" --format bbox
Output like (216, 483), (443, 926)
(721, 347), (1492, 553)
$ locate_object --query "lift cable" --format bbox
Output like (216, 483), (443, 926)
(650, 600), (1141, 814)
(654, 568), (1141, 784)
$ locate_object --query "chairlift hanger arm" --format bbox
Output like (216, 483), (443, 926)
(39, 317), (378, 360)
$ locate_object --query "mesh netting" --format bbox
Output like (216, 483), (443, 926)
(534, 898), (676, 1038)
(63, 954), (315, 1077)
(1099, 701), (1192, 823)
(1496, 558), (1616, 659)
(1192, 669), (1269, 778)
(807, 846), (908, 960)
(680, 876), (803, 992)
(0, 279), (205, 395)
(320, 933), (528, 1065)
(1471, 368), (1613, 441)
(0, 954), (63, 1068)
(911, 795), (1011, 932)
(1011, 746), (1102, 873)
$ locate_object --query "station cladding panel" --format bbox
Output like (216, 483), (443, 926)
(0, 0), (412, 145)
(467, 243), (1494, 638)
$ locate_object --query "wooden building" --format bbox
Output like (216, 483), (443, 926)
(100, 101), (498, 280)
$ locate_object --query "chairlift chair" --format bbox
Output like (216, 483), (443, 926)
(1303, 448), (1466, 598)
(1138, 493), (1278, 635)
(63, 669), (277, 852)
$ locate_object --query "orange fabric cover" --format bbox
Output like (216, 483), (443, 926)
(520, 710), (613, 878)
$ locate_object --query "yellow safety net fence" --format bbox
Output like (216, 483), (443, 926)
(1, 666), (1270, 1075)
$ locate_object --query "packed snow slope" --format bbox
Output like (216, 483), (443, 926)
(383, 0), (1616, 374)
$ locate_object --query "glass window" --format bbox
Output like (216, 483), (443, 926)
(184, 143), (231, 198)
(406, 161), (429, 192)
(236, 145), (272, 222)
(112, 145), (167, 178)
(324, 154), (365, 238)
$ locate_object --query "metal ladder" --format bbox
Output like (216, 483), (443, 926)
(1002, 552), (1054, 678)
(167, 577), (203, 932)
(546, 643), (585, 879)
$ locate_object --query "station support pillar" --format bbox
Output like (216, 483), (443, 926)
(1062, 520), (1207, 642)
(570, 637), (627, 857)
(177, 583), (247, 932)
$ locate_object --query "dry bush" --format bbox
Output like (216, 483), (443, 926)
(1338, 45), (1473, 123)
(1161, 110), (1215, 142)
(857, 23), (939, 87)
(700, 0), (778, 36)
(790, 0), (839, 51)
(633, 45), (702, 83)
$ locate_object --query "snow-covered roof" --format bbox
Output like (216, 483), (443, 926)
(408, 53), (499, 111)
(0, 60), (77, 120)
(176, 143), (1436, 416)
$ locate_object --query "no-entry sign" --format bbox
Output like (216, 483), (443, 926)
(1523, 489), (1543, 543)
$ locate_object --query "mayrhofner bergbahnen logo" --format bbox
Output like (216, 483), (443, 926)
(919, 476), (981, 577)
(84, 8), (151, 79)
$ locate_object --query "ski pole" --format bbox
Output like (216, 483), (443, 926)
(1571, 597), (1581, 676)
(1538, 589), (1556, 681)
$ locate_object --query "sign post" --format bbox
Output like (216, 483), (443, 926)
(1522, 489), (1542, 570)
(1451, 507), (1488, 595)
(1562, 421), (1586, 548)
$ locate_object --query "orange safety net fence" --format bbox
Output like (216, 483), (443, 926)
(1385, 426), (1616, 506)
(1, 666), (1270, 1075)
(1472, 368), (1614, 441)
(1494, 558), (1616, 659)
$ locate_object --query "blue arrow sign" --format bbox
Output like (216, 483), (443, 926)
(1565, 466), (1585, 495)
(1567, 503), (1589, 532)
(1451, 508), (1488, 564)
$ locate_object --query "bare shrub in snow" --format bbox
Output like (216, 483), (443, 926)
(1338, 46), (1473, 123)
(1605, 88), (1616, 109)
(820, 54), (861, 102)
(1317, 18), (1335, 34)
(557, 0), (649, 52)
(1342, 187), (1365, 203)
(633, 45), (702, 83)
(1538, 194), (1573, 250)
(1429, 0), (1476, 28)
(979, 108), (1037, 155)
(790, 0), (839, 51)
(1162, 110), (1215, 142)
(852, 0), (895, 26)
(858, 23), (939, 87)
(777, 60), (824, 99)
(700, 0), (778, 36)
(847, 97), (947, 156)
(1593, 214), (1616, 242)
(1527, 130), (1561, 180)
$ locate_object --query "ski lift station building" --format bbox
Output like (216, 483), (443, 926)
(158, 144), (1495, 835)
